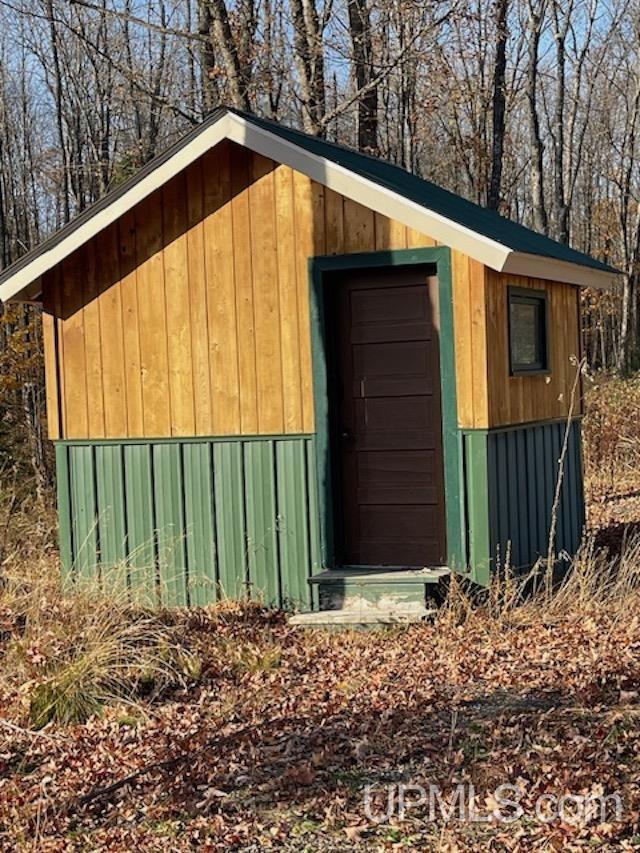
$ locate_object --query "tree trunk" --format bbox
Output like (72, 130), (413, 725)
(198, 0), (218, 115)
(488, 0), (509, 210)
(208, 0), (251, 110)
(525, 0), (548, 235)
(45, 0), (71, 223)
(347, 0), (378, 154)
(550, 0), (569, 243)
(290, 0), (326, 135)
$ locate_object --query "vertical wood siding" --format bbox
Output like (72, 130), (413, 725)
(450, 252), (489, 429)
(40, 140), (584, 440)
(453, 267), (583, 429)
(485, 270), (583, 427)
(56, 436), (321, 608)
(41, 141), (469, 440)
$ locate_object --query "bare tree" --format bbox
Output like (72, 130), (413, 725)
(525, 0), (548, 234)
(348, 0), (378, 153)
(290, 0), (327, 134)
(488, 0), (509, 210)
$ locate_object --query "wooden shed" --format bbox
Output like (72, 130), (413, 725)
(0, 108), (616, 611)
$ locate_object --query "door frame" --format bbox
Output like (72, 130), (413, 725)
(308, 247), (466, 572)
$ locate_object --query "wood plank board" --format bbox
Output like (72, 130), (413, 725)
(134, 191), (171, 437)
(118, 210), (144, 437)
(274, 164), (303, 432)
(162, 173), (195, 436)
(185, 158), (213, 435)
(250, 153), (284, 433)
(204, 141), (241, 434)
(60, 251), (88, 438)
(97, 223), (127, 438)
(230, 145), (258, 434)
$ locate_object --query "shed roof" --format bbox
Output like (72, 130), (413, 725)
(0, 106), (617, 302)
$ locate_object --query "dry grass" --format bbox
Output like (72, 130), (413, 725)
(442, 532), (640, 630)
(1, 537), (638, 849)
(0, 496), (200, 729)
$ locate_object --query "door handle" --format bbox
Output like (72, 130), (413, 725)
(341, 428), (354, 442)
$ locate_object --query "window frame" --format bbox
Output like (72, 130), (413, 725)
(507, 285), (550, 376)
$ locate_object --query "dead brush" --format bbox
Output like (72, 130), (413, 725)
(438, 532), (640, 631)
(528, 533), (640, 625)
(0, 549), (201, 729)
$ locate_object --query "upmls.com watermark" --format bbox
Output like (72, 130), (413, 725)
(363, 783), (623, 826)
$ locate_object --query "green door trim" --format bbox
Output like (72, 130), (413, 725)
(462, 430), (491, 586)
(308, 247), (466, 572)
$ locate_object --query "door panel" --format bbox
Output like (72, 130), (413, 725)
(334, 266), (446, 567)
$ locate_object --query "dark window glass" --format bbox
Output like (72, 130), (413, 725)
(508, 288), (548, 373)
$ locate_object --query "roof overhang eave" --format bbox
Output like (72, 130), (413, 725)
(500, 251), (617, 290)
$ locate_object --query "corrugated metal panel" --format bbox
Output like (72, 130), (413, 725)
(153, 443), (188, 607)
(69, 445), (97, 582)
(276, 440), (309, 605)
(182, 443), (217, 606)
(213, 441), (247, 601)
(306, 439), (322, 576)
(57, 436), (317, 608)
(55, 444), (73, 587)
(123, 443), (157, 606)
(95, 444), (128, 594)
(481, 419), (584, 572)
(244, 441), (279, 605)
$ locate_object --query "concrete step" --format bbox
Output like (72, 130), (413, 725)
(310, 567), (449, 612)
(309, 567), (449, 585)
(289, 603), (436, 629)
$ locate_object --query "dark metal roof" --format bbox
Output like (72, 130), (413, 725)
(0, 105), (616, 290)
(234, 108), (615, 274)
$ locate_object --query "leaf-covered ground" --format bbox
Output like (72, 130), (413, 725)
(2, 596), (640, 851)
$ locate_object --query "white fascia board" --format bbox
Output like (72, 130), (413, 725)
(501, 251), (617, 290)
(225, 116), (513, 271)
(0, 114), (236, 303)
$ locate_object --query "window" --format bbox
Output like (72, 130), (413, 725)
(508, 286), (549, 374)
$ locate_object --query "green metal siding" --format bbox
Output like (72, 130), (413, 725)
(276, 440), (310, 606)
(153, 443), (188, 607)
(95, 444), (127, 594)
(69, 445), (98, 582)
(463, 418), (585, 582)
(182, 443), (216, 607)
(464, 431), (491, 587)
(213, 441), (247, 599)
(56, 435), (320, 608)
(123, 443), (156, 605)
(244, 441), (279, 604)
(55, 442), (73, 588)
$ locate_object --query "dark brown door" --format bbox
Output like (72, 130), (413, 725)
(333, 266), (446, 567)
